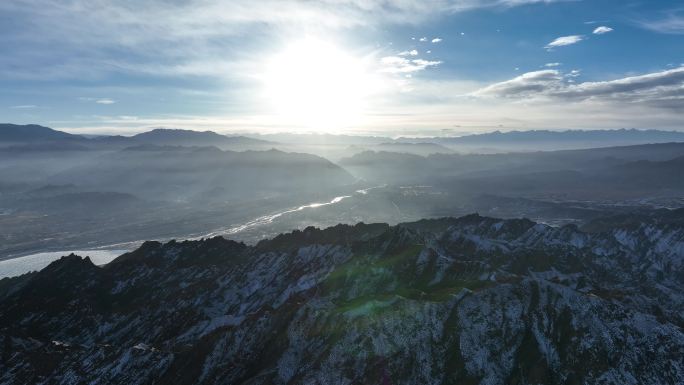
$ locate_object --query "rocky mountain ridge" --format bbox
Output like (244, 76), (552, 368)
(1, 212), (683, 384)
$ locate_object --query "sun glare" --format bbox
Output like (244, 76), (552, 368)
(263, 38), (376, 131)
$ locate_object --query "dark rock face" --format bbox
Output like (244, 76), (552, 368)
(1, 214), (683, 385)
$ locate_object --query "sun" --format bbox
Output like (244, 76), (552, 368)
(263, 38), (376, 131)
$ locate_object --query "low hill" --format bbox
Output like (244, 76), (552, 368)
(50, 146), (356, 202)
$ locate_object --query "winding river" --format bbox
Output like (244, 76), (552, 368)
(0, 185), (386, 279)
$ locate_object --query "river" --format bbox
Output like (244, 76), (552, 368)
(0, 185), (387, 279)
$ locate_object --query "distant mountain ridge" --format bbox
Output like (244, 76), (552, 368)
(0, 124), (273, 149)
(398, 128), (684, 152)
(0, 124), (83, 142)
(444, 128), (684, 143)
(339, 141), (684, 199)
(108, 128), (272, 147)
(4, 124), (684, 153)
(49, 145), (356, 202)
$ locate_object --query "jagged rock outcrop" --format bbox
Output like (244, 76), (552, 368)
(1, 214), (683, 384)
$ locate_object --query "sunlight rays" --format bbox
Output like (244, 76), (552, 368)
(262, 38), (381, 132)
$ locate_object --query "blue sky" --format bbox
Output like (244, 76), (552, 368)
(1, 0), (683, 136)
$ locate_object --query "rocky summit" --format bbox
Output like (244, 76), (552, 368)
(1, 213), (683, 385)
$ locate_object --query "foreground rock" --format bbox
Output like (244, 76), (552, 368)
(1, 212), (684, 384)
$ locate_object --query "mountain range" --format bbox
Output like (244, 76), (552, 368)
(3, 123), (684, 260)
(0, 124), (273, 150)
(5, 124), (684, 155)
(1, 211), (683, 384)
(402, 129), (684, 152)
(340, 142), (684, 199)
(48, 145), (355, 202)
(0, 125), (362, 258)
(0, 124), (78, 143)
(96, 128), (272, 148)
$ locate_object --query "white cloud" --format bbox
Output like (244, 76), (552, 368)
(12, 0), (679, 133)
(544, 62), (561, 67)
(0, 0), (570, 82)
(459, 66), (684, 131)
(474, 66), (684, 110)
(431, 38), (443, 43)
(412, 59), (442, 67)
(380, 56), (442, 74)
(79, 97), (116, 105)
(399, 49), (419, 56)
(554, 67), (684, 102)
(593, 26), (613, 34)
(9, 104), (38, 109)
(475, 70), (563, 97)
(544, 35), (584, 50)
(51, 68), (684, 135)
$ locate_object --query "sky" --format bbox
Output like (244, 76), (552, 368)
(1, 0), (683, 136)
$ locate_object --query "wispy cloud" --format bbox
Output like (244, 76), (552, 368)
(637, 10), (684, 34)
(545, 35), (584, 50)
(5, 0), (679, 133)
(475, 66), (684, 111)
(0, 0), (570, 82)
(380, 56), (442, 74)
(593, 26), (613, 34)
(464, 66), (684, 130)
(79, 97), (116, 105)
(475, 70), (563, 97)
(399, 49), (419, 56)
(9, 104), (38, 109)
(431, 38), (443, 43)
